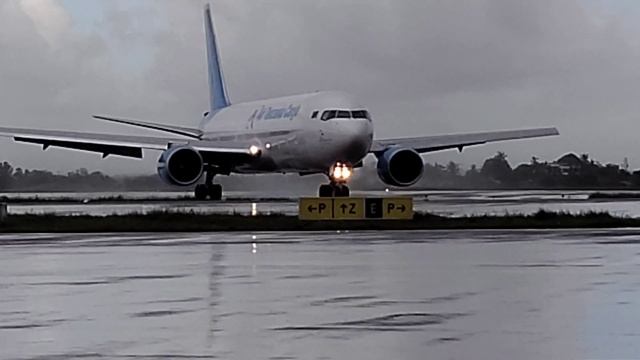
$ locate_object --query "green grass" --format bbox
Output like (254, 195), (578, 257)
(0, 210), (636, 233)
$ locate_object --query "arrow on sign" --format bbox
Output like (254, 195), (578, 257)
(308, 203), (327, 213)
(387, 203), (407, 213)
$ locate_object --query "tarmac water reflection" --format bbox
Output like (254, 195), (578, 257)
(2, 229), (640, 359)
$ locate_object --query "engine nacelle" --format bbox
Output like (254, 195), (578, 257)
(157, 146), (204, 186)
(376, 147), (424, 187)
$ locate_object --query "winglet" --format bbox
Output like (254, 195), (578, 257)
(204, 4), (230, 112)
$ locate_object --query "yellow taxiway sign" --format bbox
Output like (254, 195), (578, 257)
(299, 197), (413, 220)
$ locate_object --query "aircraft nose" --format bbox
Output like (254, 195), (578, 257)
(340, 119), (373, 161)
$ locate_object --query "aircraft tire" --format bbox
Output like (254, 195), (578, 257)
(195, 184), (208, 200)
(319, 184), (334, 197)
(333, 185), (350, 197)
(208, 184), (223, 201)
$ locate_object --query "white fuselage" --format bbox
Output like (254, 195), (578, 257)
(199, 91), (374, 174)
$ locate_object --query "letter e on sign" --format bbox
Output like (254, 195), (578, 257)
(365, 198), (383, 219)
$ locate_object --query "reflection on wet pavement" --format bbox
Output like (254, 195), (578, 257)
(6, 190), (640, 218)
(2, 230), (640, 359)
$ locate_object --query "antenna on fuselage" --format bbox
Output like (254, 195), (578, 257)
(204, 4), (231, 112)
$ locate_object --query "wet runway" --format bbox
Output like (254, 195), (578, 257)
(5, 190), (640, 217)
(3, 229), (640, 359)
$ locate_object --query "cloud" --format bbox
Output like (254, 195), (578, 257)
(1, 0), (640, 175)
(18, 0), (71, 46)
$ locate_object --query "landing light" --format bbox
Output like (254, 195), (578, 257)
(265, 143), (272, 149)
(331, 162), (353, 182)
(249, 145), (260, 156)
(334, 167), (343, 179)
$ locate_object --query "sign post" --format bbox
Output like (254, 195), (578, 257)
(299, 197), (413, 220)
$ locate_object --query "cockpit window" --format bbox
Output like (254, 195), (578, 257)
(322, 109), (369, 121)
(311, 111), (318, 119)
(337, 110), (351, 118)
(321, 110), (337, 121)
(352, 110), (371, 120)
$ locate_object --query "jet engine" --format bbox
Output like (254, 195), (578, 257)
(376, 147), (424, 187)
(157, 146), (204, 186)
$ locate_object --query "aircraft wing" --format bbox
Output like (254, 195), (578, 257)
(371, 127), (559, 154)
(0, 127), (256, 162)
(93, 115), (204, 139)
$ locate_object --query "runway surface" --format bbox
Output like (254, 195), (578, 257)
(4, 190), (640, 217)
(3, 229), (640, 359)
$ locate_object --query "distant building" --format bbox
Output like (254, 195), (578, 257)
(553, 153), (585, 176)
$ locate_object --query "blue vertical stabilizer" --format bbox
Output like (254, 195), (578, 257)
(204, 4), (230, 112)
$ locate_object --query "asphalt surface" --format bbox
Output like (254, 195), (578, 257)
(3, 229), (640, 359)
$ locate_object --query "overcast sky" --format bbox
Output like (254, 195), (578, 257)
(1, 0), (640, 174)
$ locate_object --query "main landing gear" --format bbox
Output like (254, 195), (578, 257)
(195, 169), (222, 201)
(318, 162), (352, 198)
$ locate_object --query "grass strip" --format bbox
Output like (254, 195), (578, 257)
(0, 210), (636, 233)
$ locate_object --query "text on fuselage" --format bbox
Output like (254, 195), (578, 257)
(249, 105), (301, 122)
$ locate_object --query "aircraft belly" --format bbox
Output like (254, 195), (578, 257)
(216, 115), (371, 175)
(232, 132), (323, 173)
(236, 141), (368, 175)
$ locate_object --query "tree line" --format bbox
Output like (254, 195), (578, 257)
(1, 152), (639, 192)
(354, 152), (640, 190)
(0, 164), (169, 192)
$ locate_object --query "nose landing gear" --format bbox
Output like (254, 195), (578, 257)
(319, 183), (350, 197)
(318, 162), (353, 197)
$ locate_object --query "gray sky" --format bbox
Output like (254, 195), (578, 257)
(1, 0), (639, 174)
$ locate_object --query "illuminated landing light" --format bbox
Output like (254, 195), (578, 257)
(265, 143), (272, 149)
(249, 145), (261, 156)
(330, 162), (353, 182)
(334, 166), (343, 179)
(251, 202), (258, 216)
(252, 242), (257, 254)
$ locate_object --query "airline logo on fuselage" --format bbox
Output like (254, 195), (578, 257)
(249, 104), (301, 122)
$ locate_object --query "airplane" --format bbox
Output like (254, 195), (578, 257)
(0, 5), (558, 200)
